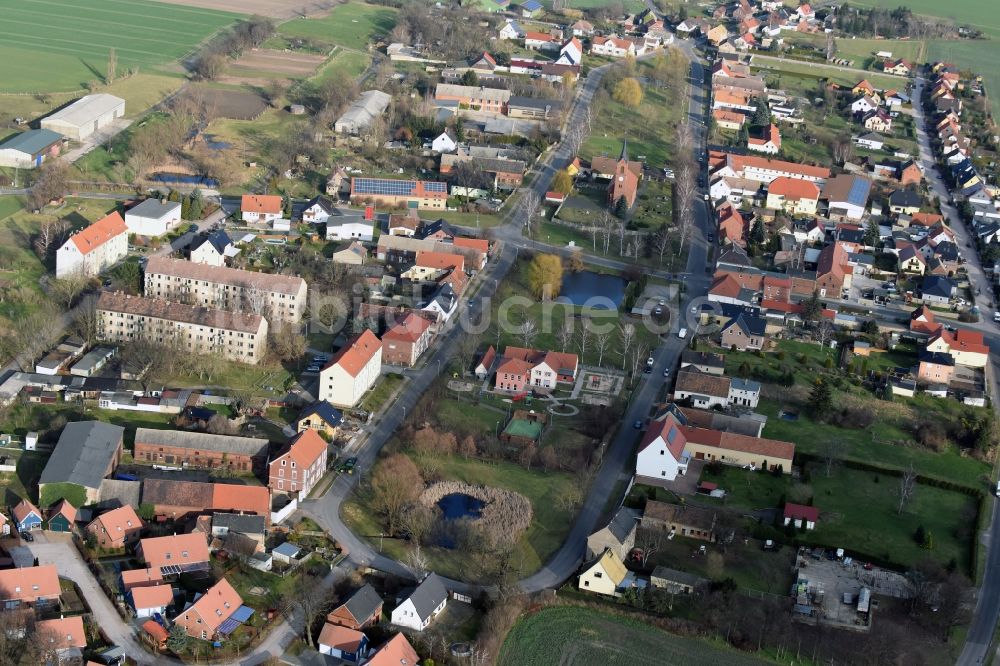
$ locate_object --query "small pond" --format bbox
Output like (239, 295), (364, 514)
(150, 172), (219, 188)
(203, 134), (232, 151)
(559, 271), (627, 310)
(437, 493), (485, 520)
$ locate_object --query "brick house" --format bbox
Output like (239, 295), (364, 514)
(641, 500), (717, 542)
(720, 312), (766, 351)
(494, 346), (579, 392)
(173, 578), (243, 641)
(326, 583), (384, 630)
(268, 429), (329, 499)
(86, 505), (144, 550)
(381, 313), (434, 366)
(133, 428), (269, 474)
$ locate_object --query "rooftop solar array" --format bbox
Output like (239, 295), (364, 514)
(353, 178), (446, 196)
(847, 177), (871, 206)
(160, 561), (211, 576)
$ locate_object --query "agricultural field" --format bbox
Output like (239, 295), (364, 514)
(498, 606), (770, 666)
(311, 50), (372, 85)
(0, 0), (242, 93)
(269, 1), (397, 52)
(224, 49), (326, 84)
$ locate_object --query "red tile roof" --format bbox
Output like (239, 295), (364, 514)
(180, 578), (243, 635)
(415, 251), (465, 272)
(784, 502), (819, 522)
(366, 633), (420, 666)
(319, 623), (366, 652)
(638, 412), (687, 460)
(131, 583), (175, 610)
(816, 242), (849, 280)
(453, 237), (489, 254)
(241, 194), (282, 215)
(324, 329), (382, 378)
(12, 498), (40, 525)
(142, 619), (169, 644)
(139, 533), (210, 572)
(211, 483), (270, 517)
(749, 124), (781, 149)
(768, 176), (818, 201)
(0, 564), (60, 603)
(276, 429), (328, 470)
(478, 345), (496, 371)
(383, 313), (433, 343)
(122, 567), (163, 590)
(89, 505), (143, 542)
(681, 425), (795, 461)
(36, 616), (86, 649)
(709, 273), (744, 298)
(70, 211), (127, 255)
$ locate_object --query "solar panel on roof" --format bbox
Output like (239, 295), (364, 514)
(353, 178), (446, 196)
(847, 178), (870, 206)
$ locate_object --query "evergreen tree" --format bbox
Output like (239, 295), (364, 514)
(614, 195), (629, 218)
(750, 218), (766, 246)
(808, 378), (832, 419)
(802, 290), (823, 321)
(189, 188), (204, 220)
(864, 218), (880, 248)
(180, 194), (191, 220)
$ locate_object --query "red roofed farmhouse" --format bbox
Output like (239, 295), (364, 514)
(86, 505), (144, 549)
(635, 412), (688, 484)
(784, 503), (819, 529)
(56, 211), (128, 278)
(747, 123), (781, 155)
(268, 429), (330, 499)
(494, 346), (579, 392)
(319, 330), (383, 407)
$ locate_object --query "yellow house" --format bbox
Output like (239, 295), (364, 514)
(296, 401), (343, 439)
(401, 265), (445, 281)
(682, 428), (795, 473)
(765, 177), (819, 216)
(578, 549), (628, 597)
(898, 247), (926, 275)
(706, 25), (729, 46)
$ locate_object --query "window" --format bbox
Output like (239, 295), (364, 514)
(593, 572), (602, 578)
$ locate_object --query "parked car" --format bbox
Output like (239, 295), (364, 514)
(633, 420), (643, 430)
(678, 328), (688, 339)
(20, 531), (33, 542)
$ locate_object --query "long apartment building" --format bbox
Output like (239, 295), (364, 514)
(144, 257), (307, 324)
(708, 150), (830, 185)
(96, 291), (268, 364)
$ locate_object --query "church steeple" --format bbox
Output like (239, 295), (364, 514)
(618, 138), (629, 162)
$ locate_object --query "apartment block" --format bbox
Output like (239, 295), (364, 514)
(96, 291), (268, 364)
(143, 257), (307, 324)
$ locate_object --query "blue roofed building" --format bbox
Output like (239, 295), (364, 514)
(296, 401), (343, 438)
(520, 0), (542, 17)
(822, 174), (871, 221)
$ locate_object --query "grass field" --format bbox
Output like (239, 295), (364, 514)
(0, 0), (242, 93)
(271, 1), (397, 52)
(498, 606), (770, 666)
(581, 83), (680, 169)
(752, 57), (903, 90)
(701, 463), (977, 573)
(928, 39), (1000, 114)
(311, 49), (371, 84)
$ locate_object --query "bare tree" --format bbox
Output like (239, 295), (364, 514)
(72, 294), (100, 346)
(518, 320), (538, 347)
(618, 321), (635, 370)
(577, 319), (591, 357)
(673, 161), (697, 258)
(594, 331), (611, 367)
(49, 275), (87, 309)
(630, 342), (649, 377)
(635, 529), (663, 568)
(518, 190), (541, 237)
(815, 319), (834, 350)
(556, 321), (574, 352)
(653, 225), (671, 264)
(294, 571), (333, 648)
(34, 217), (68, 259)
(897, 464), (917, 514)
(599, 211), (614, 253)
(821, 439), (845, 478)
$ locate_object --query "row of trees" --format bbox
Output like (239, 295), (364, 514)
(191, 16), (275, 80)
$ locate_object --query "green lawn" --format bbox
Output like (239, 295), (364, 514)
(310, 49), (371, 84)
(581, 84), (680, 169)
(434, 210), (506, 229)
(0, 450), (48, 505)
(344, 452), (580, 582)
(752, 57), (903, 90)
(360, 373), (405, 414)
(499, 606), (771, 666)
(271, 2), (397, 52)
(698, 462), (977, 574)
(0, 0), (241, 93)
(927, 39), (1000, 114)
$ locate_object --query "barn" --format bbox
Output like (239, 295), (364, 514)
(40, 94), (126, 141)
(0, 129), (64, 168)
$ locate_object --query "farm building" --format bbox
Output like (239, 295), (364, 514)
(335, 90), (392, 135)
(0, 129), (63, 168)
(40, 94), (125, 141)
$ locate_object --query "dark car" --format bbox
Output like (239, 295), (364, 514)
(20, 531), (33, 542)
(707, 233), (714, 242)
(633, 420), (643, 430)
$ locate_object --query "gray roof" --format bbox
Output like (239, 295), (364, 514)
(40, 421), (124, 490)
(342, 584), (383, 624)
(508, 96), (563, 111)
(213, 512), (266, 535)
(651, 566), (704, 587)
(42, 94), (124, 127)
(405, 573), (448, 620)
(97, 479), (142, 509)
(134, 428), (269, 457)
(126, 198), (181, 220)
(730, 377), (761, 392)
(335, 90), (392, 131)
(273, 542), (301, 557)
(603, 506), (640, 543)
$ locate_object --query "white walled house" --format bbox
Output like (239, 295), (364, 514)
(189, 230), (234, 267)
(124, 199), (182, 237)
(431, 131), (457, 154)
(635, 412), (687, 485)
(241, 194), (283, 225)
(56, 211), (128, 278)
(319, 330), (383, 408)
(390, 573), (448, 632)
(326, 209), (375, 241)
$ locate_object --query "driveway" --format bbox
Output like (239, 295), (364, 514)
(24, 533), (153, 664)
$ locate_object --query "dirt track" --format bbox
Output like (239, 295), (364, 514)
(154, 0), (337, 19)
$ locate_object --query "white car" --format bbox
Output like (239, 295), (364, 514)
(678, 328), (688, 339)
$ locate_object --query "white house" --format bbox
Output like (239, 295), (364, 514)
(189, 230), (235, 267)
(635, 412), (687, 484)
(559, 38), (583, 66)
(850, 96), (878, 115)
(124, 199), (182, 237)
(391, 573), (448, 632)
(302, 195), (337, 224)
(590, 36), (636, 58)
(318, 330), (382, 408)
(421, 284), (458, 323)
(854, 132), (885, 151)
(431, 131), (457, 154)
(318, 624), (369, 661)
(129, 584), (174, 619)
(56, 211), (128, 278)
(498, 19), (524, 40)
(578, 549), (628, 596)
(241, 194), (283, 225)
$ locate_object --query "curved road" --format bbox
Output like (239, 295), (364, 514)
(302, 42), (714, 596)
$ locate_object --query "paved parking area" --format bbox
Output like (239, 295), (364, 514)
(794, 552), (913, 629)
(23, 532), (154, 663)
